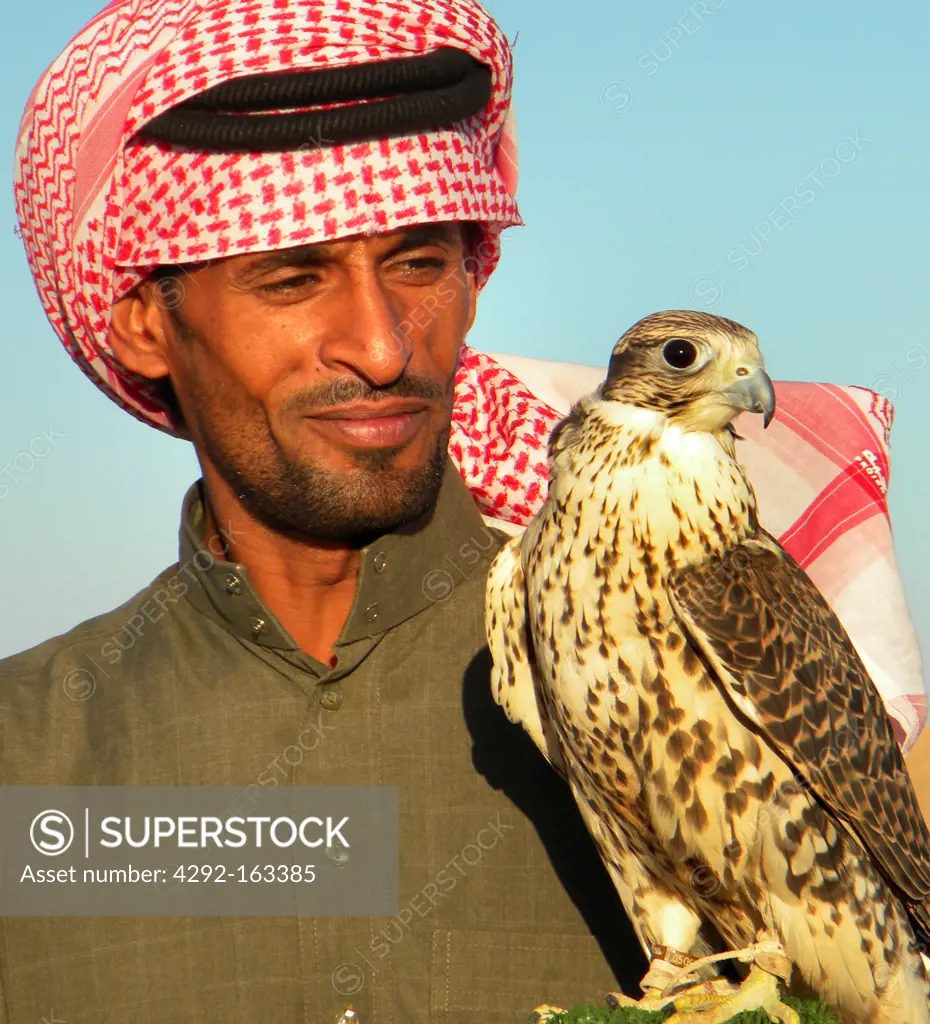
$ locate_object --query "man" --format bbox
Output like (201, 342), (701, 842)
(1, 1), (635, 1022)
(5, 3), (929, 1024)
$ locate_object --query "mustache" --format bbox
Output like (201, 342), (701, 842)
(281, 373), (450, 416)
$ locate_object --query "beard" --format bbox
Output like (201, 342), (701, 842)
(204, 420), (449, 541)
(188, 374), (452, 541)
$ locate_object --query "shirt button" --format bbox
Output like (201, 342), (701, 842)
(320, 689), (343, 711)
(372, 552), (387, 573)
(364, 603), (379, 622)
(225, 573), (241, 595)
(250, 616), (266, 638)
(326, 845), (350, 866)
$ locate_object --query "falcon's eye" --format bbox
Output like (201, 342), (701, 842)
(662, 338), (699, 370)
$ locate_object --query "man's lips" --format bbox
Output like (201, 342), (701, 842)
(306, 401), (430, 447)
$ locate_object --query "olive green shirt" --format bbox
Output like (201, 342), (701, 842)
(0, 462), (636, 1024)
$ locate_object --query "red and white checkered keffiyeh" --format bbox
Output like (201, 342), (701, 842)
(14, 0), (925, 747)
(13, 0), (520, 429)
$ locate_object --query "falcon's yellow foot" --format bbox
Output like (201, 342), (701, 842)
(527, 1005), (567, 1022)
(663, 965), (800, 1024)
(607, 938), (798, 1023)
(606, 977), (737, 1016)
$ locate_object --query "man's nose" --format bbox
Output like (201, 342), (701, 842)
(318, 269), (412, 387)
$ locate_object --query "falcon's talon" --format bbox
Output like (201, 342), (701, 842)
(606, 978), (737, 1016)
(663, 965), (800, 1024)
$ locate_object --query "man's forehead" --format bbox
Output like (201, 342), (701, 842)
(188, 222), (465, 281)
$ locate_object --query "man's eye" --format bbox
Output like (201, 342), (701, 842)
(260, 274), (318, 294)
(396, 257), (446, 271)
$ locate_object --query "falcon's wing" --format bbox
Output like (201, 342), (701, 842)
(668, 530), (930, 904)
(485, 533), (565, 774)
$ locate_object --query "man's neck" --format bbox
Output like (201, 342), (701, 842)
(200, 478), (366, 667)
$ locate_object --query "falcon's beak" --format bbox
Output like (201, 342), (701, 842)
(720, 366), (776, 428)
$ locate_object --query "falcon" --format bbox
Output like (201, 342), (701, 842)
(485, 310), (930, 1024)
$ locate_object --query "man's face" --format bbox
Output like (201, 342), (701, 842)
(139, 223), (479, 539)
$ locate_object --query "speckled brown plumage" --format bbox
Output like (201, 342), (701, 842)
(672, 535), (930, 916)
(486, 310), (930, 1024)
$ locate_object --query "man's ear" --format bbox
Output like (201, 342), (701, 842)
(460, 223), (481, 337)
(459, 221), (500, 338)
(107, 280), (174, 379)
(464, 267), (479, 336)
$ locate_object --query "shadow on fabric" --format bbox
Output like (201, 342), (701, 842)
(462, 647), (648, 995)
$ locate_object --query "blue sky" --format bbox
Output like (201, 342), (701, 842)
(2, 0), (929, 672)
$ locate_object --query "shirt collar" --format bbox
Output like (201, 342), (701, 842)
(176, 459), (499, 652)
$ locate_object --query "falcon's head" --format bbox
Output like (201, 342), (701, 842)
(601, 309), (775, 432)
